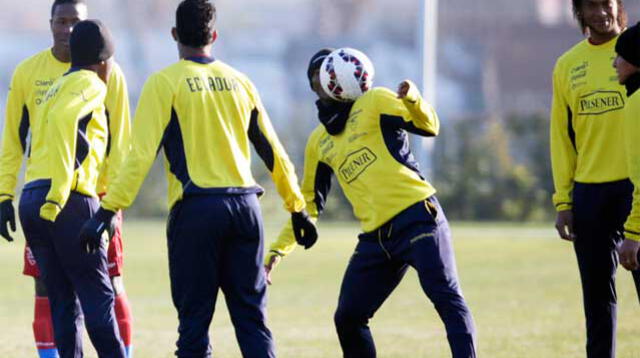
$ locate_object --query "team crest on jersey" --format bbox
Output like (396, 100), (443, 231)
(338, 147), (377, 183)
(577, 90), (624, 115)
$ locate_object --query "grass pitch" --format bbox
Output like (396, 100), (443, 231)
(1, 220), (639, 357)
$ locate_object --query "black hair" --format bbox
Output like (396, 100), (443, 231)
(572, 0), (627, 34)
(51, 0), (86, 18)
(176, 0), (217, 48)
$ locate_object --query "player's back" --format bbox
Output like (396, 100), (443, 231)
(143, 57), (272, 207)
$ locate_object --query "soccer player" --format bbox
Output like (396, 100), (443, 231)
(18, 19), (126, 357)
(0, 1), (133, 357)
(77, 1), (315, 357)
(614, 25), (640, 270)
(550, 1), (640, 357)
(265, 48), (477, 358)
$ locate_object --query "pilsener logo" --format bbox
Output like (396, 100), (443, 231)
(339, 147), (377, 183)
(578, 91), (624, 115)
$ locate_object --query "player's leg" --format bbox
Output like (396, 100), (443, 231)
(167, 197), (224, 358)
(51, 193), (125, 358)
(402, 198), (476, 358)
(19, 188), (84, 358)
(573, 183), (617, 358)
(608, 180), (640, 303)
(33, 278), (60, 358)
(220, 194), (275, 358)
(23, 243), (60, 358)
(333, 237), (408, 358)
(108, 211), (133, 358)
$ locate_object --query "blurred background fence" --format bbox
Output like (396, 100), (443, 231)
(3, 0), (637, 221)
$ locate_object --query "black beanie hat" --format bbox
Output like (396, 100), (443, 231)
(616, 22), (640, 67)
(307, 48), (334, 89)
(70, 19), (115, 67)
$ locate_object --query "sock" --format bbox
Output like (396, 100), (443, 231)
(33, 296), (59, 358)
(114, 293), (133, 357)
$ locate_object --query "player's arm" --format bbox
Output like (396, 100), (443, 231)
(0, 67), (26, 241)
(549, 63), (576, 212)
(99, 63), (132, 193)
(549, 62), (577, 241)
(394, 79), (439, 136)
(245, 82), (306, 213)
(101, 73), (173, 212)
(0, 67), (28, 203)
(624, 102), (640, 242)
(619, 102), (640, 270)
(40, 81), (106, 222)
(266, 134), (332, 265)
(375, 81), (439, 137)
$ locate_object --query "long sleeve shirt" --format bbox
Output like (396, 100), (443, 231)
(101, 57), (305, 213)
(268, 81), (438, 263)
(550, 37), (628, 212)
(0, 48), (130, 203)
(38, 69), (109, 221)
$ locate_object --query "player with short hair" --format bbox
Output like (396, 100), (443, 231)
(77, 1), (315, 357)
(265, 48), (477, 358)
(18, 19), (126, 357)
(0, 1), (133, 357)
(550, 0), (640, 356)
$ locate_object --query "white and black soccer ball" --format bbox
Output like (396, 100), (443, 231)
(319, 48), (375, 102)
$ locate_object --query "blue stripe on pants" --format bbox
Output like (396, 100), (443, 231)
(19, 187), (126, 358)
(334, 196), (476, 358)
(167, 193), (274, 358)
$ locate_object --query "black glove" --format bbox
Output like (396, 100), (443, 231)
(79, 207), (117, 254)
(0, 200), (16, 242)
(292, 210), (318, 249)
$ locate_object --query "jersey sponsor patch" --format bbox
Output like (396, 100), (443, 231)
(577, 90), (624, 115)
(338, 147), (377, 183)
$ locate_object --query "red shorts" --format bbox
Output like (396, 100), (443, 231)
(23, 211), (124, 277)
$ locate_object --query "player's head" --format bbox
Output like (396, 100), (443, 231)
(614, 22), (640, 84)
(50, 0), (88, 56)
(70, 20), (115, 83)
(172, 0), (218, 49)
(572, 0), (626, 37)
(307, 48), (335, 102)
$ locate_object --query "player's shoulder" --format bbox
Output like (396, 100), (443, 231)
(354, 86), (397, 108)
(213, 61), (255, 90)
(13, 49), (52, 76)
(63, 70), (106, 95)
(555, 39), (590, 69)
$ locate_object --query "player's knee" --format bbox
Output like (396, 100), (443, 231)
(111, 276), (125, 296)
(334, 305), (367, 330)
(34, 277), (48, 296)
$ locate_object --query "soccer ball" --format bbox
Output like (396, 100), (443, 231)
(319, 48), (375, 102)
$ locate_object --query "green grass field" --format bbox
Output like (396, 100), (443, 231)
(1, 220), (640, 357)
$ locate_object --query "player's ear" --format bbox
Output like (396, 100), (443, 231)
(211, 30), (218, 44)
(171, 27), (178, 42)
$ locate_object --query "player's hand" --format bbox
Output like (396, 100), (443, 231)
(618, 238), (640, 271)
(555, 210), (575, 241)
(79, 207), (117, 254)
(397, 80), (411, 99)
(0, 200), (16, 242)
(264, 254), (281, 285)
(291, 210), (318, 249)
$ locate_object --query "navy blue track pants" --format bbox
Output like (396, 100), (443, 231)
(167, 193), (274, 358)
(572, 180), (640, 358)
(19, 186), (125, 358)
(334, 196), (476, 358)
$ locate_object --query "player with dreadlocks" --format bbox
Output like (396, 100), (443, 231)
(550, 1), (640, 356)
